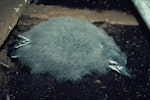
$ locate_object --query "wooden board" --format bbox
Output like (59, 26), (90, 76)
(0, 0), (27, 47)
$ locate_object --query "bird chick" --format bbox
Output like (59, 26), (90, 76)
(9, 17), (132, 81)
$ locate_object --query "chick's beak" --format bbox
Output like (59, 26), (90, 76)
(118, 66), (132, 78)
(109, 65), (133, 78)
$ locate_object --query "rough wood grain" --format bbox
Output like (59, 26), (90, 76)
(0, 0), (27, 47)
(22, 4), (138, 25)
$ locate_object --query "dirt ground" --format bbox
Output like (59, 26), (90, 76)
(2, 18), (149, 100)
(0, 2), (150, 100)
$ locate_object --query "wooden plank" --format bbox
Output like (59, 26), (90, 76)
(0, 0), (27, 47)
(21, 4), (138, 26)
(131, 0), (150, 30)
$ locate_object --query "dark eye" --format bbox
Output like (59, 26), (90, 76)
(110, 63), (116, 66)
(108, 60), (118, 66)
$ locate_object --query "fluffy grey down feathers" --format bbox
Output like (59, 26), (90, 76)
(11, 17), (128, 81)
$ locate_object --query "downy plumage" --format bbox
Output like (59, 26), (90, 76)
(9, 17), (132, 81)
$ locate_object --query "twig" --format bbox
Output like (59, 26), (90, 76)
(0, 62), (10, 68)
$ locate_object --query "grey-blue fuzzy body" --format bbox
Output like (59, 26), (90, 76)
(11, 17), (128, 81)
